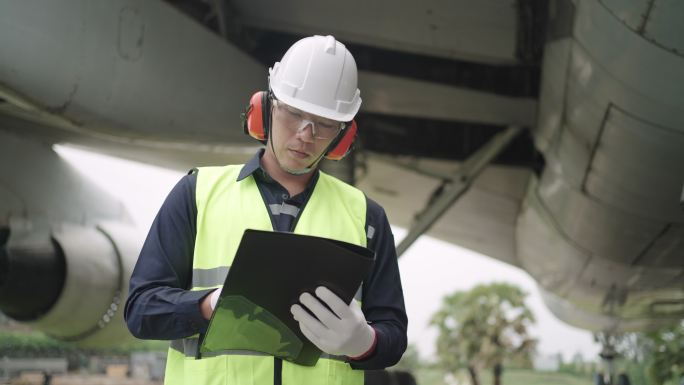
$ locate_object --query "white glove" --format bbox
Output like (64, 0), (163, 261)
(290, 286), (376, 358)
(209, 288), (221, 311)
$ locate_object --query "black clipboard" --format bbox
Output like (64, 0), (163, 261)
(199, 229), (375, 366)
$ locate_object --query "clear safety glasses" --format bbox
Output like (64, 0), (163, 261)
(273, 99), (344, 140)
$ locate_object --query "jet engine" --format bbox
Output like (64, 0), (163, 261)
(0, 220), (142, 347)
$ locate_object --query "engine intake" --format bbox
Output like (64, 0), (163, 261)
(0, 220), (141, 347)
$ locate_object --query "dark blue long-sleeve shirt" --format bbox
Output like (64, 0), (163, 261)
(124, 150), (407, 369)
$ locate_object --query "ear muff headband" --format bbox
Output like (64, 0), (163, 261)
(242, 90), (357, 160)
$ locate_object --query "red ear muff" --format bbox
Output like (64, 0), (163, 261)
(325, 120), (357, 161)
(242, 91), (270, 143)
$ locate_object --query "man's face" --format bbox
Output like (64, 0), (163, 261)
(268, 99), (344, 174)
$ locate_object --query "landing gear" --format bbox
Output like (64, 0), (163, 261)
(593, 333), (631, 385)
(594, 373), (630, 385)
(595, 373), (606, 385)
(617, 373), (631, 385)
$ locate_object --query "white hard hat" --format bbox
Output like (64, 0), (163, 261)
(269, 35), (362, 122)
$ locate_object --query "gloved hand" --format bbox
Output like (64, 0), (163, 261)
(290, 286), (376, 358)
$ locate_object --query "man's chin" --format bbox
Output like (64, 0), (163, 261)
(277, 149), (323, 175)
(282, 165), (313, 175)
(281, 159), (316, 175)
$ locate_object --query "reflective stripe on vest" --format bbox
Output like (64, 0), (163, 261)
(169, 338), (347, 362)
(164, 165), (367, 385)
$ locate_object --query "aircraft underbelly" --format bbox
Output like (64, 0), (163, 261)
(521, 0), (684, 332)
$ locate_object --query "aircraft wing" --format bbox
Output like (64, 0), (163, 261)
(0, 0), (682, 348)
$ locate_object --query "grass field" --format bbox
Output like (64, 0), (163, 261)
(414, 368), (593, 385)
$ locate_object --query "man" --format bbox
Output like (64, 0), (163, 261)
(124, 35), (407, 385)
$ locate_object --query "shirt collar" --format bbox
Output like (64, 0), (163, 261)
(237, 149), (265, 181)
(236, 149), (320, 190)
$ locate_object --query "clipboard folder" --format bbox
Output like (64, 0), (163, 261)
(199, 229), (375, 366)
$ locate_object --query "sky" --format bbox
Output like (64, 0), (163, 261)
(54, 144), (601, 363)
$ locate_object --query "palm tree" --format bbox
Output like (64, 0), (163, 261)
(431, 283), (537, 385)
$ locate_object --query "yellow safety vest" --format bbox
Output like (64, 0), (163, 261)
(164, 165), (367, 385)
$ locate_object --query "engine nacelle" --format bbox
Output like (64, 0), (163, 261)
(0, 219), (142, 347)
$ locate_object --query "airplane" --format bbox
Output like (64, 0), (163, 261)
(0, 1), (682, 384)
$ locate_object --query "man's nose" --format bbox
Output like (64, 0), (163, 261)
(296, 120), (316, 142)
